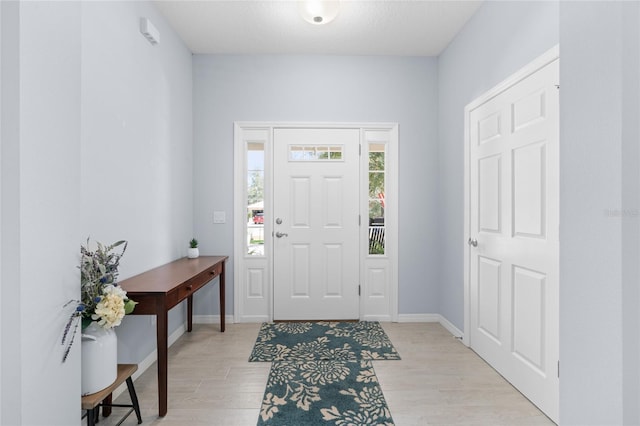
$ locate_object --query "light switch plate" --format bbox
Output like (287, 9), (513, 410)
(213, 211), (226, 224)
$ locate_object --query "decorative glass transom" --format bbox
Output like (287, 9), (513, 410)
(288, 145), (344, 161)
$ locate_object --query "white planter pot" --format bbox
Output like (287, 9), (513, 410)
(81, 322), (117, 395)
(187, 247), (199, 258)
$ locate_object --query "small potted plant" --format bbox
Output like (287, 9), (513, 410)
(188, 238), (199, 259)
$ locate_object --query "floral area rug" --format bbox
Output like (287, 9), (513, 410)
(249, 321), (401, 362)
(259, 360), (394, 425)
(251, 322), (399, 425)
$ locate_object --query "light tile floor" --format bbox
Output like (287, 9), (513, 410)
(93, 322), (554, 426)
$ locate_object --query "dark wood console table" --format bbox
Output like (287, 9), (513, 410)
(119, 255), (228, 417)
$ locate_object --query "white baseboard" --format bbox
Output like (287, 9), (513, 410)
(111, 324), (187, 400)
(397, 313), (464, 339)
(362, 315), (393, 322)
(397, 313), (441, 323)
(437, 315), (464, 338)
(193, 314), (235, 324)
(233, 315), (270, 323)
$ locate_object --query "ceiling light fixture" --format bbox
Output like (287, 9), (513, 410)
(298, 0), (340, 25)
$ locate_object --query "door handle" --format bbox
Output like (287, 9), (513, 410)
(468, 238), (478, 247)
(275, 232), (289, 238)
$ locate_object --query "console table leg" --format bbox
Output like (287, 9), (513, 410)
(187, 294), (193, 332)
(156, 309), (168, 417)
(220, 263), (226, 332)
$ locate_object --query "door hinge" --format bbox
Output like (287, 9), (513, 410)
(359, 214), (361, 226)
(359, 144), (362, 156)
(358, 285), (361, 296)
(557, 360), (560, 378)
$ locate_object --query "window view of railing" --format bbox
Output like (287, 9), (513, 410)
(369, 144), (386, 255)
(247, 142), (264, 256)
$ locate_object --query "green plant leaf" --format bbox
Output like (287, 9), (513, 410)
(124, 299), (138, 315)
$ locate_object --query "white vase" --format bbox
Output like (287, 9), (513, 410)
(81, 321), (117, 395)
(187, 247), (199, 258)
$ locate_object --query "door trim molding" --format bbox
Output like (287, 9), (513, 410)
(463, 45), (559, 346)
(234, 122), (399, 323)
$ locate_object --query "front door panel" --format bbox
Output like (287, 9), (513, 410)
(273, 128), (360, 320)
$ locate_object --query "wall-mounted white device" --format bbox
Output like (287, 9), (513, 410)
(139, 17), (160, 45)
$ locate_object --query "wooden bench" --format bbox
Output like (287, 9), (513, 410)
(81, 364), (142, 426)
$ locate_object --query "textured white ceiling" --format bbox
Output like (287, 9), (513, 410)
(153, 0), (484, 56)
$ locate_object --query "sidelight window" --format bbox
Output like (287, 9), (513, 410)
(247, 142), (265, 256)
(368, 143), (386, 255)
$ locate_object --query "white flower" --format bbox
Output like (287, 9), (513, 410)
(91, 284), (127, 328)
(105, 284), (127, 300)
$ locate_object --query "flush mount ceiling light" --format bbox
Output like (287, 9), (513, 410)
(298, 0), (340, 25)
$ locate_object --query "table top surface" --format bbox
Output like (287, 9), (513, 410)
(119, 256), (228, 294)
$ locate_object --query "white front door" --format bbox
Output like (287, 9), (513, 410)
(273, 128), (360, 320)
(467, 53), (559, 422)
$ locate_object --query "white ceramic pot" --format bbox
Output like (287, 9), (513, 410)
(81, 322), (117, 395)
(187, 247), (199, 258)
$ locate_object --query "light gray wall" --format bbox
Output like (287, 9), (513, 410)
(436, 0), (559, 331)
(0, 1), (193, 424)
(560, 2), (640, 424)
(80, 1), (193, 364)
(192, 55), (439, 316)
(1, 2), (82, 424)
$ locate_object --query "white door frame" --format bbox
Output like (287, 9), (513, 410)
(234, 122), (399, 323)
(463, 45), (559, 346)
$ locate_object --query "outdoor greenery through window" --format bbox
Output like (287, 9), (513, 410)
(247, 142), (264, 256)
(369, 143), (386, 255)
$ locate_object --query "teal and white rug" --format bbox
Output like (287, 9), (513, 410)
(251, 322), (399, 425)
(249, 321), (401, 362)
